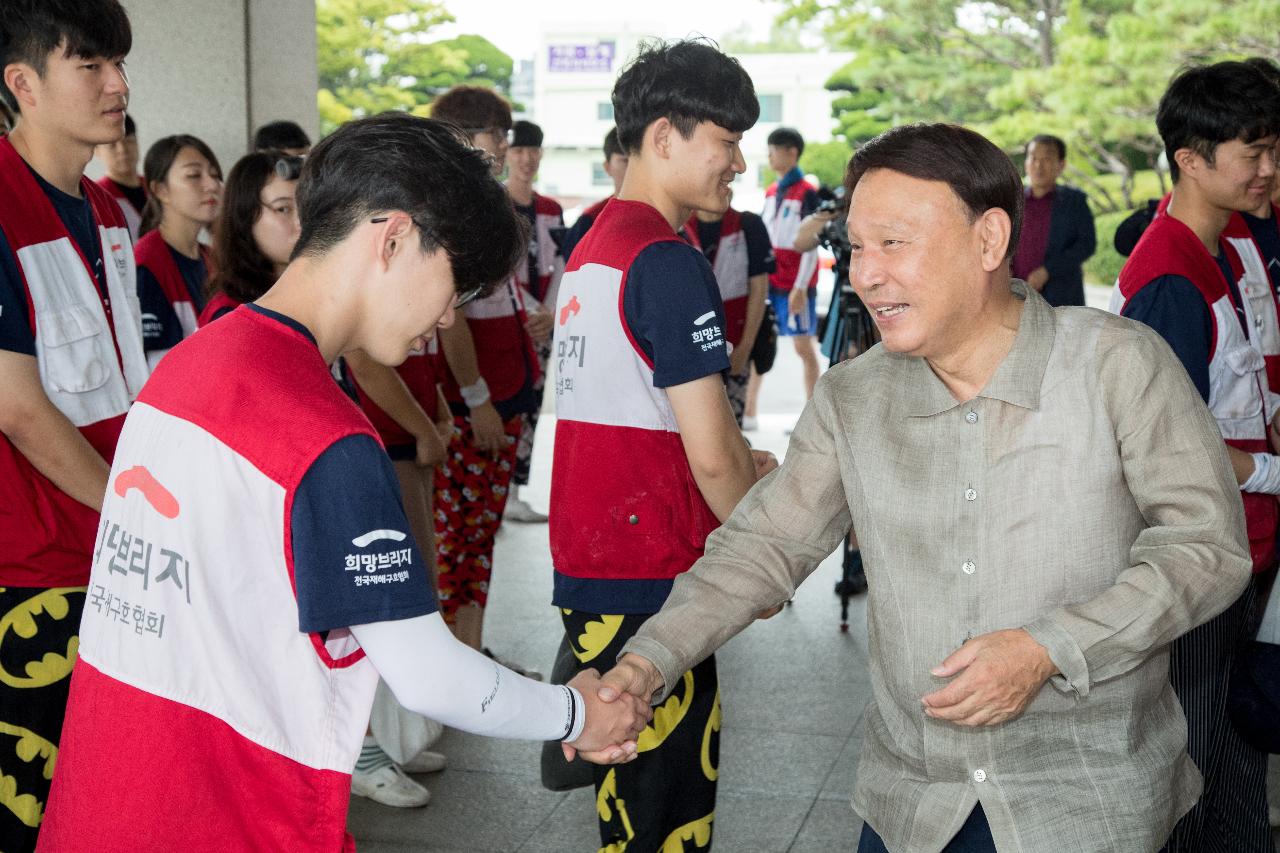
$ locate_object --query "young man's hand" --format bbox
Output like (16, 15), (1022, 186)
(787, 287), (808, 324)
(562, 667), (653, 763)
(470, 402), (507, 456)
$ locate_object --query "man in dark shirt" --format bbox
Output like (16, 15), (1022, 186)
(1012, 134), (1096, 306)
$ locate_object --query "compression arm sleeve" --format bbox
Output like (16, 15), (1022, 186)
(350, 613), (586, 742)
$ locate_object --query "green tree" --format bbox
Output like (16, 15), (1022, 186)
(800, 140), (855, 189)
(315, 0), (514, 134)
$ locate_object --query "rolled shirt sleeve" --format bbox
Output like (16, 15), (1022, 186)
(1024, 322), (1251, 697)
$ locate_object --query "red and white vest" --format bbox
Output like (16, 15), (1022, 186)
(354, 338), (443, 446)
(1223, 207), (1280, 392)
(763, 178), (818, 292)
(550, 199), (720, 584)
(95, 175), (144, 243)
(441, 276), (539, 406)
(683, 208), (751, 346)
(39, 307), (379, 852)
(197, 290), (240, 327)
(1117, 207), (1278, 572)
(134, 229), (208, 342)
(516, 192), (565, 307)
(0, 136), (148, 587)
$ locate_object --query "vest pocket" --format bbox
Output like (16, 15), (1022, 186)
(37, 306), (111, 394)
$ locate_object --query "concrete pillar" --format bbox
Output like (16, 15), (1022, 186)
(117, 0), (317, 175)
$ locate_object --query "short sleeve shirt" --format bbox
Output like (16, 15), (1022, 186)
(740, 211), (777, 277)
(622, 241), (731, 389)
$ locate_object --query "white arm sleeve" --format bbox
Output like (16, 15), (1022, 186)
(350, 613), (585, 742)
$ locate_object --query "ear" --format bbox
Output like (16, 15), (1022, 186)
(978, 208), (1012, 273)
(649, 118), (673, 161)
(375, 211), (416, 269)
(4, 63), (37, 111)
(1173, 147), (1202, 180)
(149, 178), (169, 204)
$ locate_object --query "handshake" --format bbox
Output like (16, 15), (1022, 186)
(561, 654), (667, 765)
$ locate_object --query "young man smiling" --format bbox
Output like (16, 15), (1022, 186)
(36, 115), (649, 853)
(551, 39), (777, 850)
(0, 3), (146, 847)
(1116, 60), (1280, 853)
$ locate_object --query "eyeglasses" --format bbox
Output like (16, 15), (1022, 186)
(370, 216), (483, 309)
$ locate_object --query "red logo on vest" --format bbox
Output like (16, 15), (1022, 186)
(114, 466), (181, 519)
(559, 295), (581, 326)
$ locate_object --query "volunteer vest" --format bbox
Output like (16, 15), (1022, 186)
(0, 136), (148, 587)
(1117, 210), (1277, 571)
(197, 290), (240, 327)
(684, 208), (750, 346)
(1223, 207), (1280, 391)
(763, 178), (819, 292)
(134, 229), (208, 341)
(441, 276), (539, 406)
(550, 199), (721, 602)
(516, 192), (565, 306)
(39, 306), (379, 853)
(354, 337), (443, 446)
(95, 175), (143, 242)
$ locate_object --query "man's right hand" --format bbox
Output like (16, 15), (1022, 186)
(563, 667), (653, 763)
(470, 402), (506, 456)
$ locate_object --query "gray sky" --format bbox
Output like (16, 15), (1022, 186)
(439, 0), (783, 61)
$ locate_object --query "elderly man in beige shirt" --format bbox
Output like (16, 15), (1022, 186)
(576, 123), (1253, 852)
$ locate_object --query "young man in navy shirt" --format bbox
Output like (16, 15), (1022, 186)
(551, 39), (778, 850)
(1116, 60), (1280, 853)
(0, 4), (148, 847)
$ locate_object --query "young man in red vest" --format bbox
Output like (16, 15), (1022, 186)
(0, 2), (147, 849)
(552, 39), (778, 850)
(94, 112), (143, 241)
(37, 114), (650, 853)
(745, 127), (821, 430)
(1115, 60), (1280, 852)
(505, 119), (562, 523)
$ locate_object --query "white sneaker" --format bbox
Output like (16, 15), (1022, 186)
(742, 415), (759, 431)
(483, 647), (543, 681)
(400, 750), (448, 774)
(504, 496), (549, 523)
(351, 763), (431, 808)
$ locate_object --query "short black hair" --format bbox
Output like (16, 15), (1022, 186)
(1025, 134), (1066, 160)
(511, 119), (543, 148)
(294, 113), (525, 301)
(1244, 56), (1280, 91)
(846, 123), (1024, 261)
(124, 113), (135, 137)
(0, 0), (131, 112)
(1157, 61), (1280, 182)
(430, 85), (513, 135)
(767, 127), (805, 156)
(612, 38), (758, 154)
(253, 120), (310, 152)
(603, 126), (623, 160)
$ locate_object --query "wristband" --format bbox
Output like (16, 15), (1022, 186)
(562, 686), (586, 742)
(460, 377), (491, 409)
(1242, 452), (1280, 495)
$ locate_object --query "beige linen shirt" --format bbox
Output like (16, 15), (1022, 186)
(623, 281), (1251, 852)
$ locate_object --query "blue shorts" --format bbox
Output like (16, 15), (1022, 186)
(769, 288), (817, 337)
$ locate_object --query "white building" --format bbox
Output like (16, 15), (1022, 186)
(523, 26), (853, 218)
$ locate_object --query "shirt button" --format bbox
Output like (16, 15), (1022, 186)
(962, 560), (976, 575)
(965, 411), (978, 424)
(973, 768), (987, 783)
(965, 488), (977, 501)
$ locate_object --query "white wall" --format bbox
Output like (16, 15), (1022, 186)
(107, 0), (318, 177)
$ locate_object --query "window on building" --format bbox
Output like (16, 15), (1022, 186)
(757, 94), (782, 124)
(597, 102), (614, 121)
(592, 162), (611, 186)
